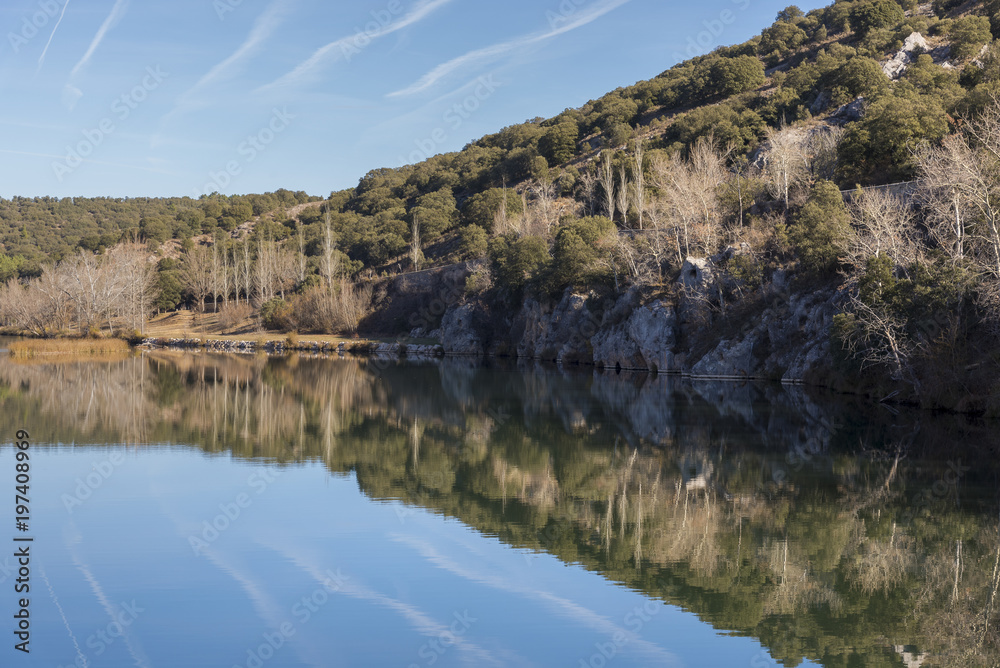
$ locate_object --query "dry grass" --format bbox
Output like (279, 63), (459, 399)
(144, 309), (384, 346)
(8, 338), (132, 358)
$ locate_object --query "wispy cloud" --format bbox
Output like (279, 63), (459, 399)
(184, 0), (292, 102)
(257, 0), (452, 93)
(38, 0), (71, 70)
(152, 0), (291, 146)
(69, 0), (129, 79)
(388, 0), (631, 98)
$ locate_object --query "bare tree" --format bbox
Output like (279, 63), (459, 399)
(578, 171), (598, 217)
(616, 165), (630, 228)
(240, 241), (254, 306)
(529, 179), (557, 235)
(297, 223), (307, 284)
(321, 210), (342, 288)
(255, 234), (278, 303)
(599, 151), (616, 222)
(220, 243), (232, 308)
(649, 137), (725, 257)
(183, 244), (214, 313)
(60, 250), (125, 333)
(805, 125), (845, 181)
(631, 141), (646, 230)
(915, 106), (1000, 324)
(0, 275), (69, 336)
(763, 124), (809, 210)
(410, 215), (423, 271)
(275, 246), (299, 300)
(848, 188), (920, 270)
(108, 241), (157, 333)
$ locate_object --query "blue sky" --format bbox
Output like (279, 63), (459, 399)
(0, 0), (828, 199)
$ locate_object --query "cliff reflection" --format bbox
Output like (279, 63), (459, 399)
(0, 352), (997, 668)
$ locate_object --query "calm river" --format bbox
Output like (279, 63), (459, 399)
(0, 351), (996, 667)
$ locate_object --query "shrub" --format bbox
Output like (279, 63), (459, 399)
(949, 15), (992, 60)
(849, 0), (904, 37)
(789, 180), (851, 273)
(218, 302), (254, 331)
(457, 225), (488, 260)
(260, 298), (293, 331)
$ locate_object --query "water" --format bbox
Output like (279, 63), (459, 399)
(0, 352), (996, 667)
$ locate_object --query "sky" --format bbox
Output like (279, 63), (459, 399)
(0, 0), (829, 199)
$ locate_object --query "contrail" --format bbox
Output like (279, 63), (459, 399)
(70, 0), (129, 79)
(38, 0), (71, 71)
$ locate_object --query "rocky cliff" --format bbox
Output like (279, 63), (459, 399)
(438, 254), (845, 385)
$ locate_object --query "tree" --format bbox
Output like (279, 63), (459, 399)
(763, 124), (809, 210)
(488, 235), (550, 298)
(548, 216), (615, 291)
(409, 188), (457, 241)
(848, 187), (919, 270)
(182, 245), (214, 312)
(776, 5), (803, 22)
(949, 16), (992, 60)
(849, 0), (904, 37)
(539, 122), (579, 166)
(837, 93), (949, 185)
(709, 55), (766, 97)
(458, 225), (488, 260)
(410, 215), (423, 271)
(108, 241), (158, 333)
(154, 259), (183, 312)
(789, 180), (851, 273)
(461, 187), (523, 232)
(631, 141), (646, 230)
(834, 57), (889, 102)
(599, 151), (617, 222)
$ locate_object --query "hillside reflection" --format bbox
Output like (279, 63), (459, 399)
(1, 352), (998, 668)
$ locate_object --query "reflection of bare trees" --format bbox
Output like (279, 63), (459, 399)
(0, 354), (997, 666)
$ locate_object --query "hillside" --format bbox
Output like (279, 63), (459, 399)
(4, 0), (1000, 411)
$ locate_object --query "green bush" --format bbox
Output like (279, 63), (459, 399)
(789, 180), (851, 273)
(457, 225), (488, 260)
(849, 0), (904, 37)
(260, 298), (293, 331)
(949, 15), (992, 60)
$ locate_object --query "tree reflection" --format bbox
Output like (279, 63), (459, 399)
(0, 352), (997, 667)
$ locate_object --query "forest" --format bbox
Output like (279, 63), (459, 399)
(4, 0), (1000, 406)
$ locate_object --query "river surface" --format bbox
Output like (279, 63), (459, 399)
(0, 351), (997, 667)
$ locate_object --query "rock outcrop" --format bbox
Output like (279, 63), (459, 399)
(440, 302), (485, 356)
(435, 255), (843, 385)
(882, 32), (930, 79)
